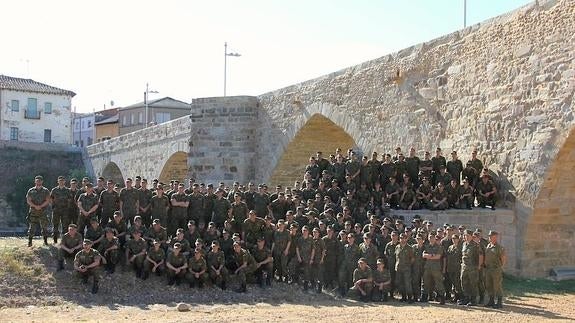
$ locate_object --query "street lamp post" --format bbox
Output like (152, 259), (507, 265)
(224, 42), (241, 97)
(144, 83), (159, 128)
(464, 0), (467, 28)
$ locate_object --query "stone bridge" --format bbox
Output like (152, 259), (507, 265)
(87, 0), (575, 277)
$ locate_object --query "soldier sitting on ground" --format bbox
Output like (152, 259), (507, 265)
(57, 223), (83, 271)
(74, 238), (102, 294)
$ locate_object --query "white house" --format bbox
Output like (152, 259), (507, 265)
(0, 75), (75, 144)
(72, 112), (95, 147)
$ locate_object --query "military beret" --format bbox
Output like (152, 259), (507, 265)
(211, 240), (220, 246)
(290, 223), (299, 229)
(257, 236), (266, 241)
(35, 175), (44, 180)
(105, 227), (114, 233)
(488, 230), (499, 236)
(134, 215), (142, 221)
(474, 228), (482, 233)
(465, 229), (474, 235)
(83, 239), (92, 244)
(57, 176), (65, 180)
(132, 230), (141, 235)
(358, 257), (367, 263)
(188, 220), (196, 226)
(69, 223), (78, 228)
(232, 233), (241, 238)
(85, 183), (94, 188)
(195, 238), (204, 243)
(176, 228), (185, 233)
(264, 215), (273, 220)
(152, 239), (161, 244)
(383, 217), (392, 222)
(377, 258), (385, 265)
(452, 234), (460, 239)
(152, 219), (160, 224)
(173, 242), (182, 249)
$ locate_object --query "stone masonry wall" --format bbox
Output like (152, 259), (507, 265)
(189, 96), (259, 184)
(88, 115), (192, 183)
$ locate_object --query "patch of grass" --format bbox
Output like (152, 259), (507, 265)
(504, 274), (575, 296)
(0, 246), (45, 279)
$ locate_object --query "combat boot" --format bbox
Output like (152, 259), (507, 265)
(494, 297), (503, 309)
(43, 236), (49, 246)
(400, 293), (407, 302)
(485, 297), (495, 308)
(457, 297), (468, 306)
(408, 295), (415, 304)
(439, 294), (446, 305)
(91, 280), (99, 294)
(479, 294), (485, 305)
(28, 237), (33, 247)
(316, 283), (322, 294)
(419, 293), (428, 302)
(53, 233), (59, 245)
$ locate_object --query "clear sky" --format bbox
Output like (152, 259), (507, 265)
(1, 0), (533, 113)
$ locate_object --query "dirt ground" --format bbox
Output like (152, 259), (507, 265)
(1, 238), (574, 322)
(2, 294), (575, 322)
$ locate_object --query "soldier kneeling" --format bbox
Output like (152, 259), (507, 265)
(74, 239), (102, 294)
(372, 258), (392, 302)
(349, 258), (373, 302)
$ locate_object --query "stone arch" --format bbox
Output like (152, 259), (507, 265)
(521, 127), (575, 277)
(101, 162), (124, 186)
(268, 108), (361, 187)
(159, 151), (189, 184)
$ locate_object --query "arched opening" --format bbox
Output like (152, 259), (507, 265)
(269, 114), (357, 187)
(522, 128), (575, 277)
(159, 151), (189, 184)
(102, 162), (124, 186)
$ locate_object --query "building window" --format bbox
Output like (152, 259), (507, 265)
(11, 100), (19, 112)
(155, 112), (170, 124)
(88, 120), (92, 128)
(138, 112), (143, 124)
(26, 98), (39, 119)
(44, 102), (52, 114)
(131, 113), (135, 125)
(87, 137), (93, 145)
(44, 129), (52, 143)
(10, 127), (18, 141)
(122, 115), (128, 126)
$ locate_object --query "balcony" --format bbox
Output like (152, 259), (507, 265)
(24, 110), (41, 119)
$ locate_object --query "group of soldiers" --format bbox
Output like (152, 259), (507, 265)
(23, 147), (505, 308)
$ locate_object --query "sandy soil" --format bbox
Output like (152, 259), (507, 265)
(2, 293), (575, 322)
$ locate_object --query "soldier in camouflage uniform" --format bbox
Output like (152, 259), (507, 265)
(74, 239), (102, 294)
(119, 178), (139, 226)
(125, 230), (147, 278)
(446, 234), (463, 302)
(349, 258), (373, 302)
(395, 233), (415, 303)
(411, 233), (426, 301)
(77, 183), (99, 236)
(99, 179), (119, 227)
(338, 233), (361, 296)
(458, 230), (483, 306)
(484, 230), (506, 308)
(50, 176), (71, 244)
(57, 223), (83, 270)
(272, 220), (290, 282)
(296, 226), (314, 292)
(166, 242), (187, 285)
(422, 234), (445, 304)
(143, 239), (165, 279)
(207, 240), (228, 290)
(26, 175), (51, 246)
(99, 227), (121, 274)
(187, 248), (209, 288)
(372, 258), (392, 302)
(252, 237), (274, 287)
(230, 241), (253, 293)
